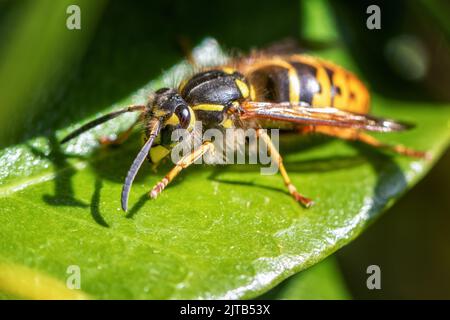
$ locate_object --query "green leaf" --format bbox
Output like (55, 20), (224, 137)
(0, 37), (449, 299)
(259, 256), (351, 300)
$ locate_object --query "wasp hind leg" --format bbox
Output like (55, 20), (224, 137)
(301, 126), (429, 159)
(149, 141), (215, 199)
(257, 128), (314, 208)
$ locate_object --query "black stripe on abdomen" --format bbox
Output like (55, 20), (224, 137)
(247, 66), (290, 102)
(289, 61), (320, 106)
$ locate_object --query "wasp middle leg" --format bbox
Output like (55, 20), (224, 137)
(149, 141), (215, 199)
(256, 128), (314, 207)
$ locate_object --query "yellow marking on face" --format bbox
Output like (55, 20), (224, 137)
(165, 113), (180, 126)
(192, 104), (224, 112)
(235, 79), (250, 99)
(163, 107), (196, 129)
(150, 145), (170, 164)
(221, 118), (233, 128)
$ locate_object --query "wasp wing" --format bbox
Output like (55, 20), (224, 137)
(241, 101), (414, 132)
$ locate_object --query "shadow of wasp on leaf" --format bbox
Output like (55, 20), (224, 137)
(208, 135), (407, 217)
(27, 133), (111, 227)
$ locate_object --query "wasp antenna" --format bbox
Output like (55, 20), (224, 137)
(121, 118), (160, 212)
(60, 105), (146, 144)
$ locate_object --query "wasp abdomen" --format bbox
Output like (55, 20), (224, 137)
(245, 55), (370, 114)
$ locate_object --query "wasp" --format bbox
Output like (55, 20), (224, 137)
(61, 48), (427, 211)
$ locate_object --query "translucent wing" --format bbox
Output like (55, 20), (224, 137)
(241, 101), (414, 132)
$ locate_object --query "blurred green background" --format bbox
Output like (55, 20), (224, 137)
(0, 0), (449, 299)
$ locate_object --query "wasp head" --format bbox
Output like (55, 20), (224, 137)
(149, 88), (191, 129)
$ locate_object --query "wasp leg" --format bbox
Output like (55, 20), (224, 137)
(99, 114), (143, 146)
(149, 141), (215, 199)
(301, 126), (429, 159)
(257, 128), (314, 207)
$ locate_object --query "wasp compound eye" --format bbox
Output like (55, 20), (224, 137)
(175, 106), (191, 129)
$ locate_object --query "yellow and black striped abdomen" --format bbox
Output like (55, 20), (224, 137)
(244, 55), (370, 114)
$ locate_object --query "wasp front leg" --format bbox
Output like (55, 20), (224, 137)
(256, 128), (314, 207)
(149, 141), (215, 199)
(300, 126), (429, 159)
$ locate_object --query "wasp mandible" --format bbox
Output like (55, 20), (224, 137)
(61, 47), (427, 211)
